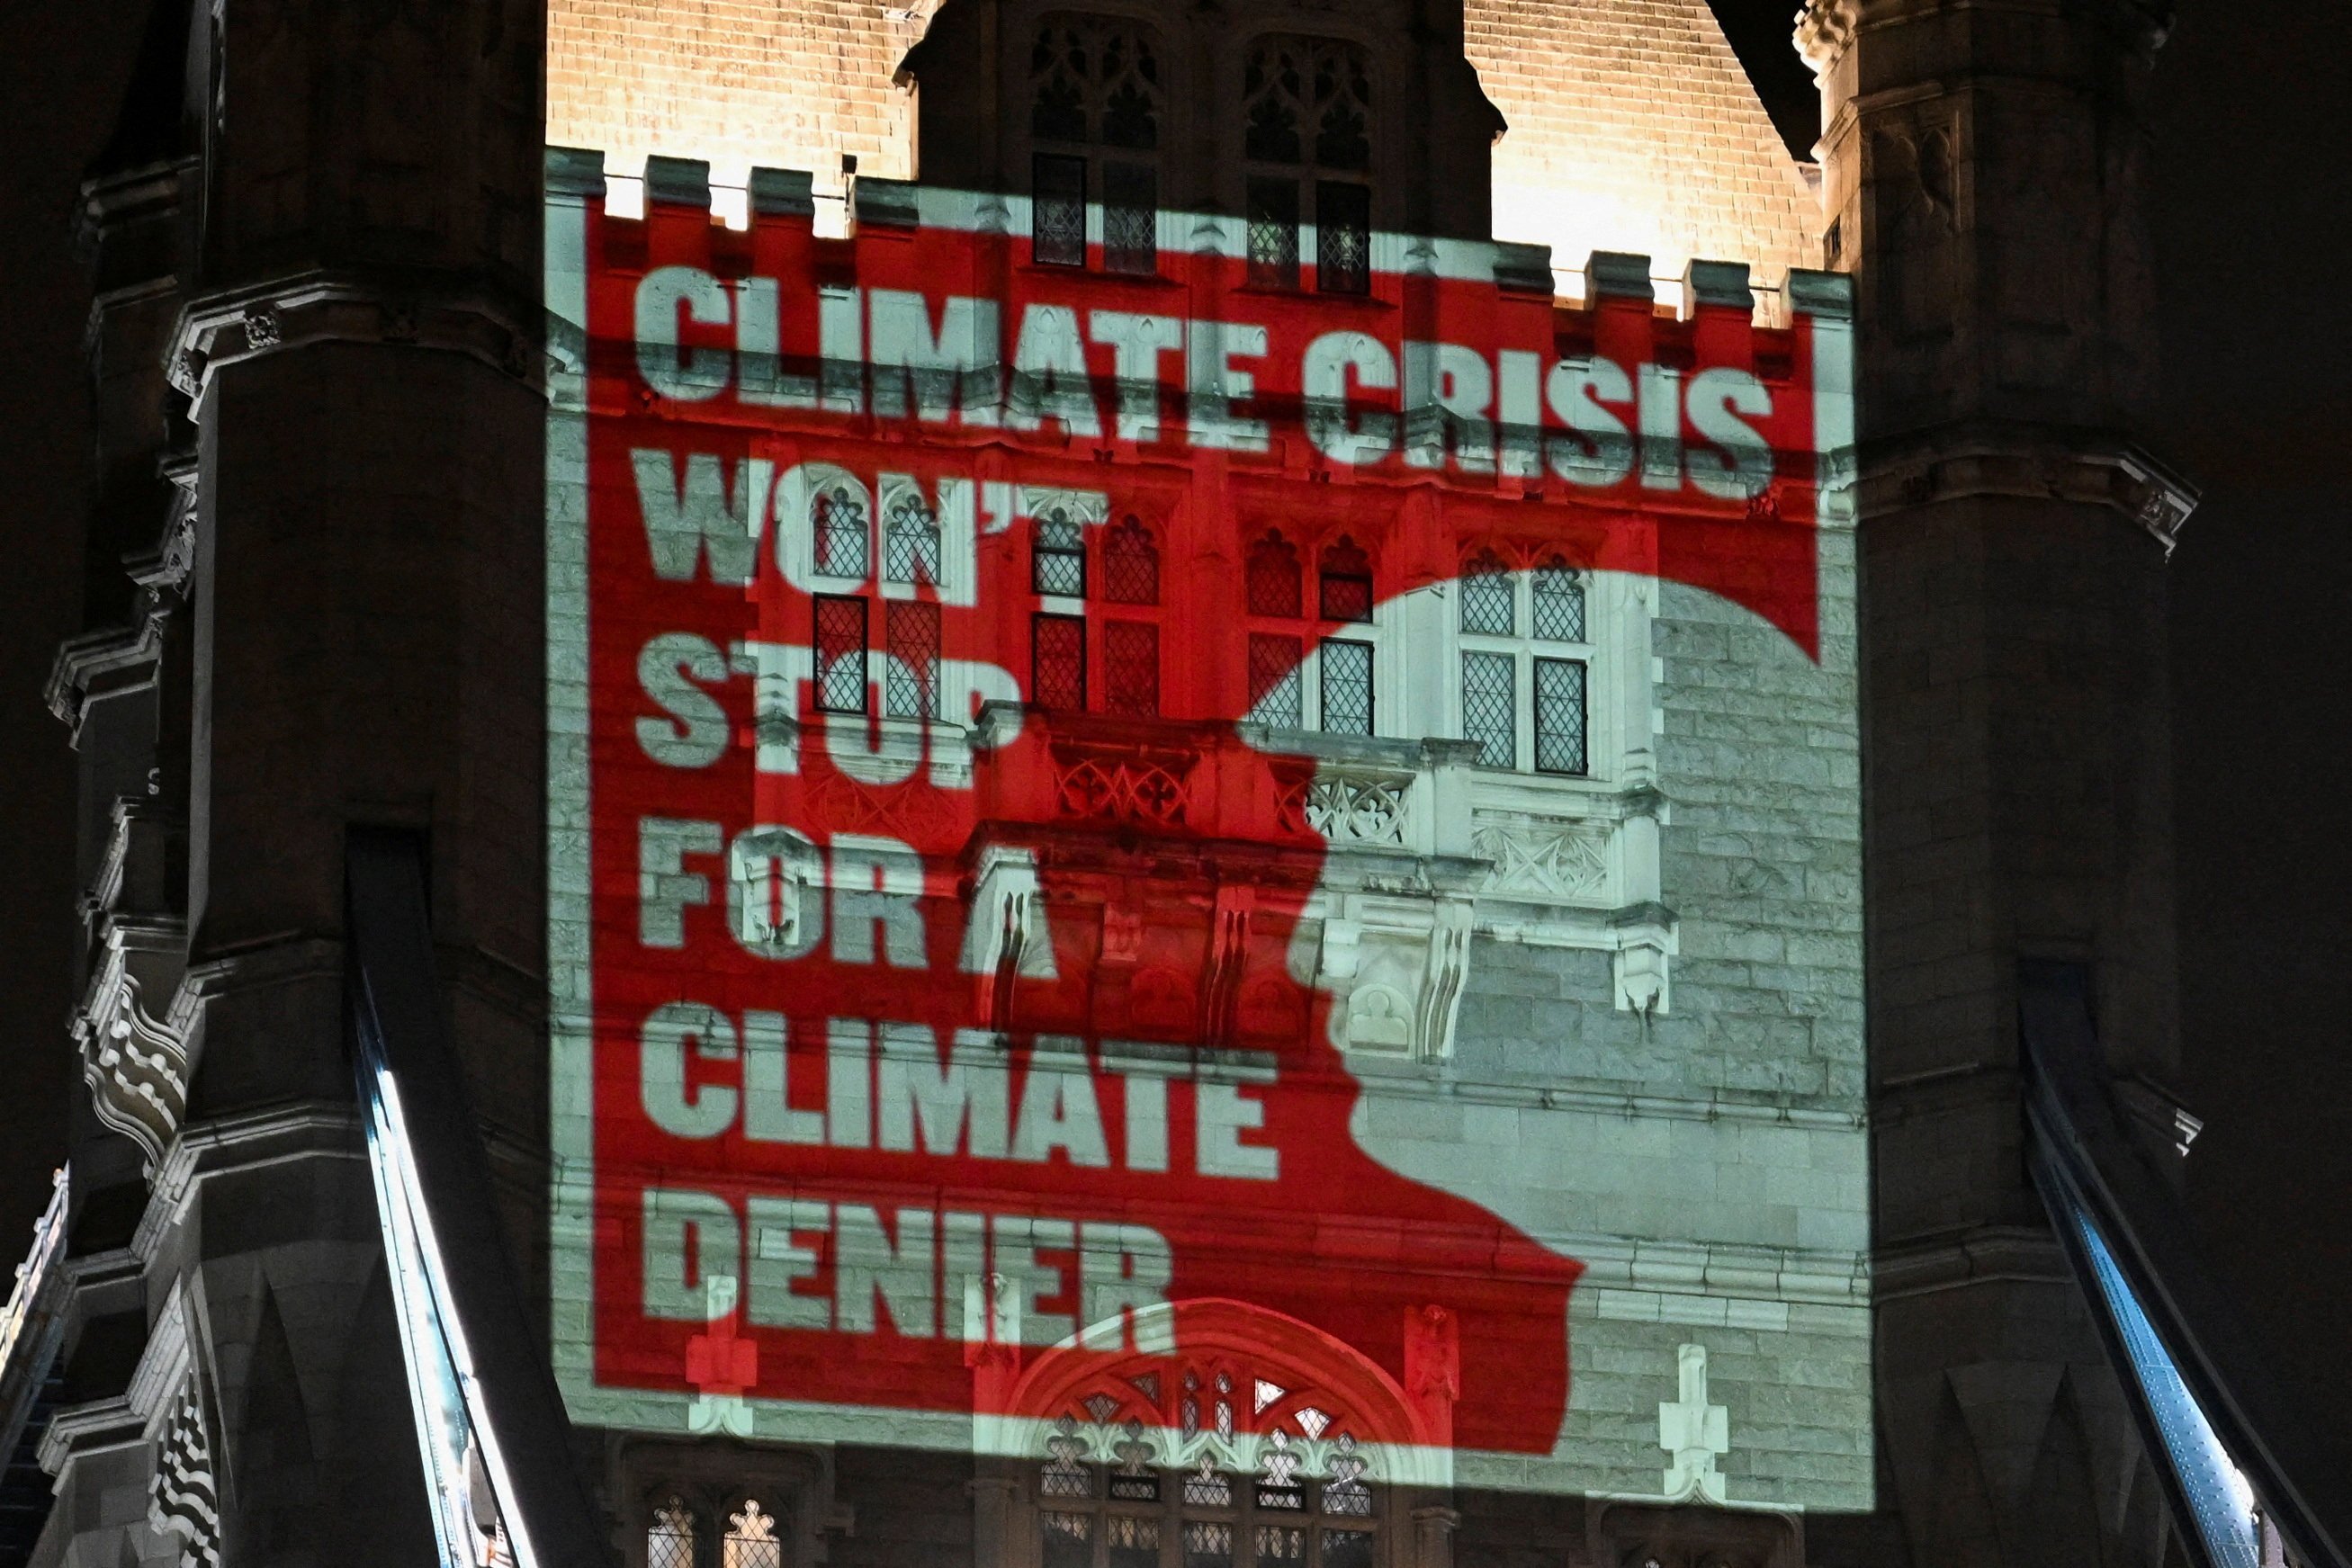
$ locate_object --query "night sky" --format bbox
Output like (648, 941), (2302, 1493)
(0, 0), (2343, 1478)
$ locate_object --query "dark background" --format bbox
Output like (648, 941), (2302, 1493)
(0, 0), (2344, 1465)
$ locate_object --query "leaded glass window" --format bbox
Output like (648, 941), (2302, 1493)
(885, 601), (940, 720)
(1319, 639), (1372, 735)
(1459, 551), (1513, 634)
(1534, 657), (1587, 775)
(1107, 1514), (1160, 1568)
(1034, 511), (1087, 597)
(1315, 182), (1370, 295)
(813, 483), (868, 579)
(724, 1500), (783, 1568)
(648, 1498), (696, 1568)
(1105, 621), (1160, 716)
(1102, 516), (1159, 604)
(1045, 1512), (1094, 1568)
(1248, 634), (1304, 728)
(1246, 533), (1301, 617)
(1246, 177), (1300, 291)
(1185, 1520), (1234, 1568)
(1460, 651), (1515, 766)
(1029, 15), (1162, 274)
(883, 492), (941, 587)
(1531, 560), (1585, 641)
(1034, 614), (1087, 710)
(1243, 37), (1373, 295)
(1318, 540), (1372, 623)
(814, 595), (868, 713)
(1034, 153), (1087, 268)
(1104, 162), (1158, 275)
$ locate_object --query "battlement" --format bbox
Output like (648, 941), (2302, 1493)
(547, 147), (1851, 335)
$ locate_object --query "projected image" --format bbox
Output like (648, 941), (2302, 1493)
(546, 166), (1867, 1507)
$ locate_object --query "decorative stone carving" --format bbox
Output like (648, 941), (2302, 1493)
(73, 924), (192, 1172)
(1658, 1343), (1729, 1505)
(1056, 755), (1189, 826)
(1316, 897), (1473, 1062)
(1285, 771), (1409, 845)
(1472, 823), (1607, 902)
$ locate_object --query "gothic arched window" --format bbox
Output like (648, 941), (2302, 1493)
(1102, 516), (1160, 605)
(723, 1499), (784, 1568)
(648, 1496), (696, 1568)
(813, 482), (869, 579)
(1029, 14), (1163, 273)
(1032, 1361), (1384, 1568)
(883, 490), (942, 587)
(1242, 37), (1372, 293)
(1028, 506), (1163, 717)
(1243, 533), (1304, 727)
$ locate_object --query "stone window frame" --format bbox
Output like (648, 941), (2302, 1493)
(1451, 546), (1596, 776)
(1230, 31), (1379, 295)
(1029, 506), (1170, 720)
(1239, 529), (1390, 740)
(1020, 6), (1171, 275)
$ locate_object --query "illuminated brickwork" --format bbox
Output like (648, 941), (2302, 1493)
(1468, 0), (1819, 283)
(547, 0), (925, 188)
(545, 0), (1818, 279)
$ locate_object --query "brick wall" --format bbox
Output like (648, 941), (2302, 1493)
(548, 0), (1821, 281)
(1466, 0), (1819, 285)
(548, 0), (923, 187)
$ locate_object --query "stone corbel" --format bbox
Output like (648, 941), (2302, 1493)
(1318, 892), (1477, 1062)
(1612, 928), (1676, 1017)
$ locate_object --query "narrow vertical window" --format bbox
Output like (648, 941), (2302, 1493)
(1033, 511), (1088, 597)
(1101, 516), (1160, 604)
(1248, 634), (1304, 728)
(1183, 1520), (1234, 1568)
(1534, 657), (1587, 775)
(1459, 551), (1514, 634)
(814, 482), (869, 579)
(1033, 153), (1088, 267)
(885, 601), (940, 720)
(814, 595), (869, 713)
(649, 1499), (696, 1568)
(1034, 614), (1087, 709)
(1319, 639), (1373, 734)
(1043, 1513), (1093, 1568)
(1246, 533), (1302, 617)
(1531, 561), (1586, 641)
(1247, 177), (1301, 290)
(1105, 621), (1161, 716)
(1107, 1515), (1160, 1568)
(1460, 650), (1516, 766)
(1315, 181), (1370, 295)
(1318, 539), (1373, 623)
(1104, 162), (1159, 275)
(883, 491), (942, 587)
(724, 1500), (784, 1568)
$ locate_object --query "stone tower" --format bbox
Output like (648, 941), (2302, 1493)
(33, 0), (548, 1562)
(1798, 0), (2201, 1559)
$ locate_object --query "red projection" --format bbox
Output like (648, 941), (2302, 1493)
(569, 181), (1836, 1463)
